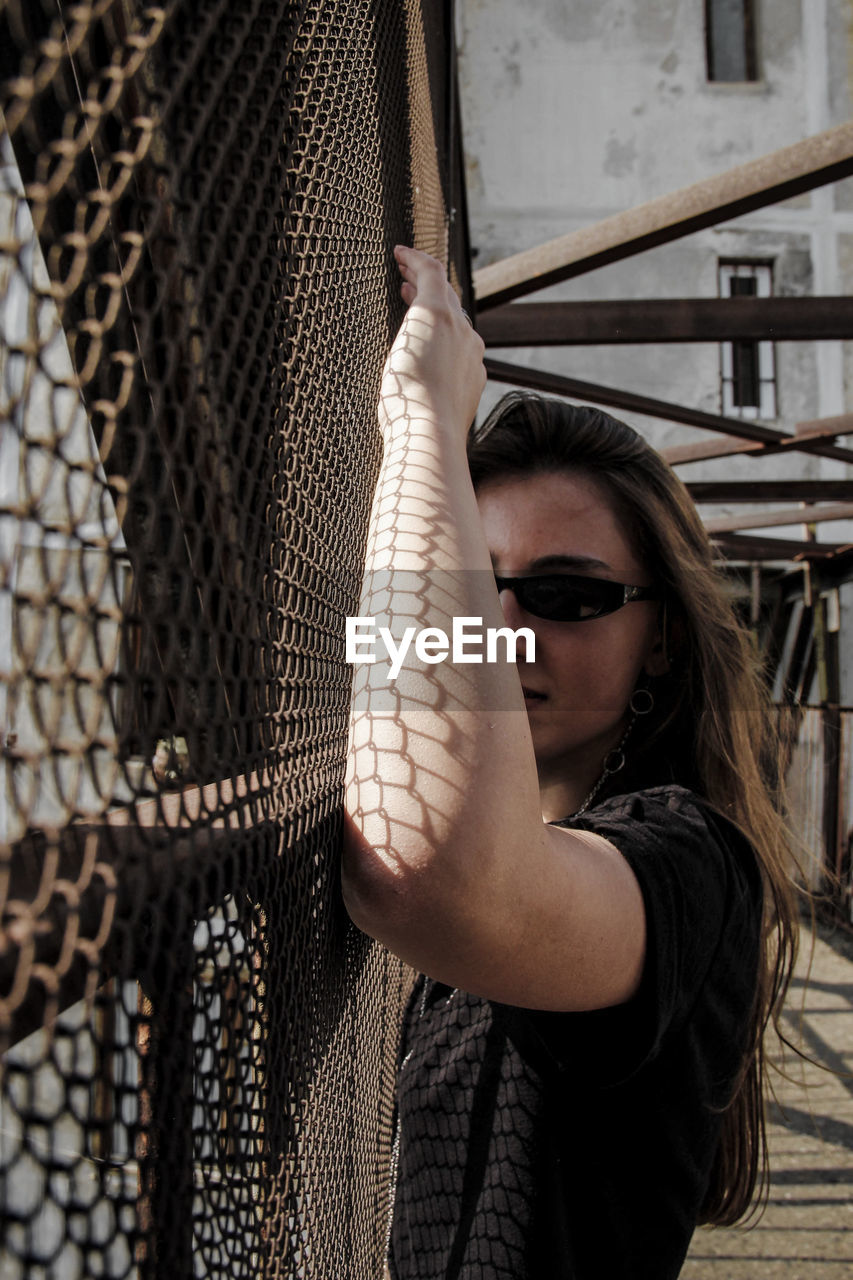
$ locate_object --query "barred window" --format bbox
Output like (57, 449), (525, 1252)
(719, 262), (777, 419)
(705, 0), (758, 82)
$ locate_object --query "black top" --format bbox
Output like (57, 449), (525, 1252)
(388, 786), (763, 1280)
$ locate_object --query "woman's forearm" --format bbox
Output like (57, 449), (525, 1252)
(342, 254), (647, 1012)
(343, 253), (545, 947)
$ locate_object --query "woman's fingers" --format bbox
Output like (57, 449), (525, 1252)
(394, 245), (458, 311)
(394, 245), (417, 276)
(395, 245), (475, 333)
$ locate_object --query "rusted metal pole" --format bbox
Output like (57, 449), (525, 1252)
(687, 481), (853, 503)
(484, 358), (853, 465)
(663, 421), (853, 466)
(704, 503), (853, 534)
(474, 121), (853, 307)
(712, 533), (847, 562)
(478, 297), (853, 346)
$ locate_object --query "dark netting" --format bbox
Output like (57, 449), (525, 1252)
(1, 1), (470, 1275)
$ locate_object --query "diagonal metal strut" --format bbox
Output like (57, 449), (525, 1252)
(474, 121), (853, 308)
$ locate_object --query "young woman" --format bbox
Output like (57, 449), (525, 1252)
(343, 247), (799, 1279)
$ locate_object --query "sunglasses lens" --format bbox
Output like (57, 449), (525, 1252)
(518, 576), (621, 621)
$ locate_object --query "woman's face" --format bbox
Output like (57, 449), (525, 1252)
(476, 469), (666, 798)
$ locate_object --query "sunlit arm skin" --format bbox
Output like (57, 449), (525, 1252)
(343, 247), (646, 1012)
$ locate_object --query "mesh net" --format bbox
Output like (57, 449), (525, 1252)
(1, 2), (469, 1274)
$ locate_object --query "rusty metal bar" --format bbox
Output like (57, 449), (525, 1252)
(689, 480), (853, 504)
(712, 534), (849, 561)
(484, 358), (853, 464)
(704, 503), (853, 534)
(776, 551), (853, 599)
(664, 437), (773, 465)
(1, 774), (275, 1050)
(796, 413), (853, 436)
(662, 421), (853, 466)
(485, 358), (779, 440)
(477, 297), (853, 346)
(474, 120), (853, 308)
(822, 698), (844, 893)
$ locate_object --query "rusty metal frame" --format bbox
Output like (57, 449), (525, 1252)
(477, 297), (853, 347)
(687, 481), (853, 503)
(473, 120), (853, 308)
(473, 83), (853, 920)
(484, 359), (853, 465)
(704, 502), (853, 534)
(475, 122), (853, 574)
(661, 418), (853, 465)
(712, 533), (850, 561)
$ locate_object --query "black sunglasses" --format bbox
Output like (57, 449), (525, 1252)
(494, 573), (660, 622)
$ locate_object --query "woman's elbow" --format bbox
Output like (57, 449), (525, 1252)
(340, 809), (442, 953)
(340, 809), (407, 938)
(340, 854), (381, 937)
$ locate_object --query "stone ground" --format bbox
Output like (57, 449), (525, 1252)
(682, 916), (853, 1279)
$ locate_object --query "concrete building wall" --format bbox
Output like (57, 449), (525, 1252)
(457, 0), (853, 699)
(461, 0), (814, 253)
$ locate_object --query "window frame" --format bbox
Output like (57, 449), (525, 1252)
(718, 260), (777, 420)
(705, 0), (759, 84)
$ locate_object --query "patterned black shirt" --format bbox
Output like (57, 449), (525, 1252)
(388, 786), (763, 1280)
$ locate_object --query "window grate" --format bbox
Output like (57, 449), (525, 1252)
(719, 262), (777, 419)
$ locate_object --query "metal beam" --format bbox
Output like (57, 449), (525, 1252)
(2, 771), (273, 1049)
(484, 359), (853, 465)
(661, 423), (853, 465)
(688, 480), (853, 503)
(712, 534), (849, 562)
(776, 547), (853, 590)
(474, 121), (853, 308)
(661, 437), (760, 465)
(704, 503), (853, 533)
(478, 297), (853, 346)
(795, 413), (853, 436)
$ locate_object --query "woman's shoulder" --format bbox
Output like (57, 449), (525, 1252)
(534, 785), (764, 1080)
(559, 783), (763, 907)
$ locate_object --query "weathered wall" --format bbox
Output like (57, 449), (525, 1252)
(461, 0), (808, 253)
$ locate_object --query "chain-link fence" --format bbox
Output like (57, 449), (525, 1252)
(1, 2), (470, 1274)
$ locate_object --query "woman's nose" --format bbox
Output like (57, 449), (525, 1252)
(497, 588), (535, 661)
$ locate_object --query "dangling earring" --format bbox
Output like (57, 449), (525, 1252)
(628, 686), (655, 717)
(566, 684), (656, 821)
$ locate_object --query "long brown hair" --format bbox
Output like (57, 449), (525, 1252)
(467, 391), (799, 1225)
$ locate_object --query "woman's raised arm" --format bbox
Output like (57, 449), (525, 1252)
(342, 247), (646, 1011)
